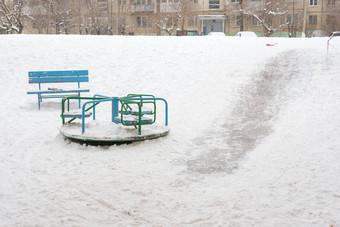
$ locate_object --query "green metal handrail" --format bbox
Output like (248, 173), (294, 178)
(61, 96), (107, 124)
(61, 94), (167, 136)
(117, 94), (157, 135)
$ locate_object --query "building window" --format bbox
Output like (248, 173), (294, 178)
(326, 15), (336, 24)
(281, 14), (299, 25)
(308, 15), (317, 24)
(231, 15), (241, 27)
(188, 17), (198, 27)
(32, 21), (39, 29)
(137, 17), (142, 27)
(252, 16), (261, 26)
(137, 16), (152, 27)
(118, 17), (126, 27)
(309, 0), (317, 6)
(327, 0), (335, 5)
(209, 0), (220, 10)
(293, 14), (299, 25)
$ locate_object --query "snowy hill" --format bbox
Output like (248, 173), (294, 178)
(0, 35), (339, 226)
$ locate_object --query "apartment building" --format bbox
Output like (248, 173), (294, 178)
(305, 0), (340, 36)
(127, 0), (339, 36)
(1, 0), (339, 36)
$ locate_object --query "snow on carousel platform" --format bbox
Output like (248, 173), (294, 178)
(59, 94), (169, 145)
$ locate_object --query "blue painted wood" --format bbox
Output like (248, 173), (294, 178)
(29, 76), (89, 83)
(27, 89), (90, 95)
(28, 70), (88, 77)
(27, 70), (90, 109)
(40, 95), (79, 99)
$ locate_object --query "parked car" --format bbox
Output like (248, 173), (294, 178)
(330, 31), (340, 37)
(235, 31), (258, 37)
(311, 30), (328, 37)
(177, 30), (199, 36)
(207, 32), (226, 36)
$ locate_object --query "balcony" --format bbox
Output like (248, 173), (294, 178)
(130, 4), (155, 12)
(160, 2), (181, 13)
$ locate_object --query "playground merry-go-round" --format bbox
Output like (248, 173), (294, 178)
(59, 94), (169, 145)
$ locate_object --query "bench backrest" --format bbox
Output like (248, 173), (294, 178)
(28, 70), (89, 90)
(28, 70), (89, 84)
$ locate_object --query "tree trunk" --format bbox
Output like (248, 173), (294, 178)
(239, 0), (244, 31)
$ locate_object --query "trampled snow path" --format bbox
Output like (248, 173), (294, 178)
(187, 50), (302, 174)
(1, 35), (339, 226)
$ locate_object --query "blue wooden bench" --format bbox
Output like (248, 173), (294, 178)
(27, 70), (90, 109)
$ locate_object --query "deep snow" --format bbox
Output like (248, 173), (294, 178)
(0, 35), (339, 226)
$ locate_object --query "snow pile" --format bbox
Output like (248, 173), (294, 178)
(0, 35), (339, 226)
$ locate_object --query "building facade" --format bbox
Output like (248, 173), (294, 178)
(1, 0), (339, 36)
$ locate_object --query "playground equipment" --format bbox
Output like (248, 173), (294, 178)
(59, 94), (169, 145)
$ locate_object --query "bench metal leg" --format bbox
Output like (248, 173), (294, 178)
(38, 94), (41, 110)
(78, 93), (81, 109)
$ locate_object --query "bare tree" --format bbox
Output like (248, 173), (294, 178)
(155, 0), (194, 35)
(25, 0), (49, 33)
(241, 0), (288, 36)
(0, 0), (24, 34)
(155, 13), (180, 35)
(118, 17), (131, 35)
(26, 0), (78, 34)
(82, 0), (111, 35)
(177, 0), (197, 32)
(224, 0), (245, 31)
(117, 0), (129, 35)
(239, 0), (244, 31)
(47, 0), (77, 34)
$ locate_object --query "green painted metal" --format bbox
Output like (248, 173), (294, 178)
(61, 96), (107, 125)
(60, 94), (168, 143)
(117, 94), (157, 135)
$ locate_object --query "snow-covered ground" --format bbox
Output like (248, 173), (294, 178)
(0, 35), (339, 226)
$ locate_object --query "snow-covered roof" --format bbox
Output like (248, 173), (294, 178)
(198, 14), (226, 20)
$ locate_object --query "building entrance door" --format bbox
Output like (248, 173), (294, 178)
(203, 20), (223, 34)
(199, 15), (226, 35)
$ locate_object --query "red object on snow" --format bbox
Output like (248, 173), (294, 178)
(266, 43), (278, 46)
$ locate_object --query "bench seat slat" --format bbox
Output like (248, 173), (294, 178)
(27, 89), (89, 95)
(29, 76), (89, 83)
(40, 94), (79, 99)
